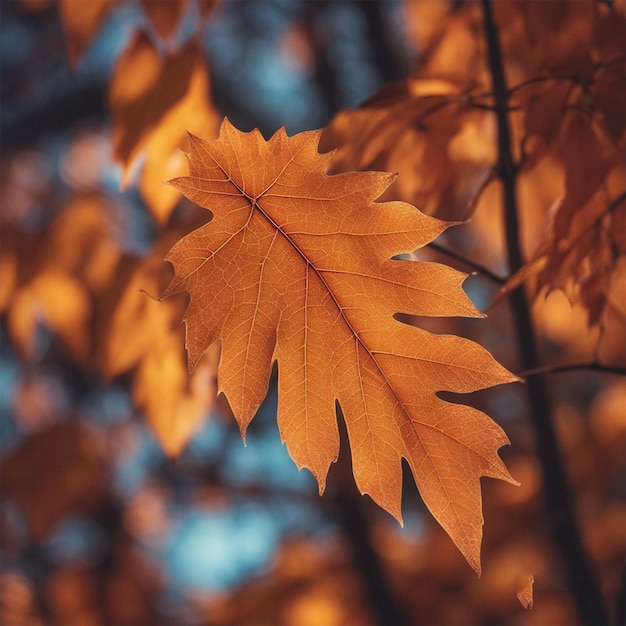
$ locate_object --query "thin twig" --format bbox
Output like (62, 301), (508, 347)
(481, 2), (609, 624)
(519, 361), (626, 379)
(507, 74), (573, 96)
(427, 241), (506, 284)
(506, 56), (626, 96)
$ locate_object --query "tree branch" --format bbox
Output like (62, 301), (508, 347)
(427, 241), (506, 284)
(323, 412), (409, 626)
(519, 361), (626, 379)
(353, 0), (409, 84)
(481, 2), (608, 624)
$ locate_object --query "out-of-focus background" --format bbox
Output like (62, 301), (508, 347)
(1, 1), (624, 625)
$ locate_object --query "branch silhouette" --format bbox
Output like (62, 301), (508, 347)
(519, 361), (626, 379)
(482, 1), (608, 623)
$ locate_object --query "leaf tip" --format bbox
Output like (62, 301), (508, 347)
(510, 372), (525, 385)
(390, 505), (403, 527)
(165, 176), (186, 192)
(185, 130), (202, 147)
(494, 363), (524, 387)
(463, 545), (482, 577)
(501, 465), (522, 487)
(218, 116), (234, 137)
(238, 420), (249, 447)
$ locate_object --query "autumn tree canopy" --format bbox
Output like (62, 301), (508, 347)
(1, 1), (624, 625)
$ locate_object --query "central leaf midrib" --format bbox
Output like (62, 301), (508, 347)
(253, 200), (474, 516)
(252, 197), (410, 424)
(202, 142), (461, 488)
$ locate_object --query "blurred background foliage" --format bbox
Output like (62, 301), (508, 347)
(0, 1), (624, 625)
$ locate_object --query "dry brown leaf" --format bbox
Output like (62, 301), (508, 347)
(554, 111), (614, 229)
(501, 103), (625, 327)
(141, 0), (188, 42)
(101, 234), (217, 456)
(517, 574), (535, 609)
(0, 421), (107, 541)
(403, 0), (486, 85)
(58, 0), (114, 67)
(511, 0), (595, 74)
(501, 188), (625, 326)
(321, 78), (496, 221)
(597, 257), (626, 366)
(162, 119), (518, 572)
(590, 62), (626, 142)
(109, 32), (219, 223)
(510, 3), (625, 158)
(522, 80), (573, 149)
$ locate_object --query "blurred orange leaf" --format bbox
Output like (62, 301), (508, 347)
(100, 233), (218, 456)
(0, 197), (123, 362)
(59, 0), (114, 66)
(109, 32), (219, 223)
(162, 119), (518, 572)
(8, 268), (91, 361)
(500, 136), (625, 327)
(0, 228), (91, 362)
(321, 78), (496, 221)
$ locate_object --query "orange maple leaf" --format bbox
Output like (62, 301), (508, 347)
(162, 119), (518, 572)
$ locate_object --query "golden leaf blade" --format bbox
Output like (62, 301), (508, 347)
(162, 119), (518, 572)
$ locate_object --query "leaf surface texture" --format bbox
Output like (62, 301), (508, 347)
(163, 119), (518, 572)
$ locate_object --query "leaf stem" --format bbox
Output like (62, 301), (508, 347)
(481, 1), (608, 624)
